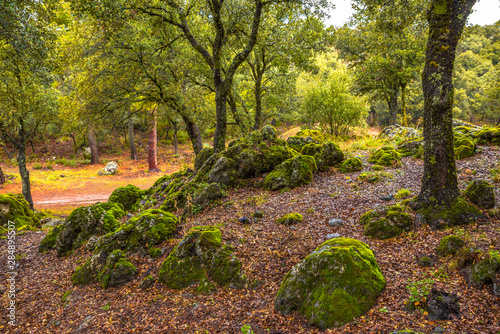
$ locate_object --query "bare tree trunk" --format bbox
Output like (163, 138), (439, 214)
(172, 121), (178, 155)
(17, 128), (34, 209)
(0, 131), (13, 160)
(68, 131), (77, 152)
(88, 123), (99, 165)
(227, 91), (247, 134)
(0, 166), (5, 185)
(148, 107), (159, 171)
(128, 118), (138, 160)
(180, 114), (203, 155)
(388, 87), (398, 125)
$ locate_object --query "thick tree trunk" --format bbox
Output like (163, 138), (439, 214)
(88, 123), (99, 165)
(213, 91), (228, 153)
(388, 87), (398, 125)
(128, 118), (138, 160)
(148, 107), (159, 171)
(180, 114), (203, 155)
(17, 131), (34, 210)
(411, 0), (480, 229)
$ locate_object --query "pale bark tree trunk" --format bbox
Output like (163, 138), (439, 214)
(17, 127), (33, 209)
(148, 107), (159, 171)
(88, 122), (99, 165)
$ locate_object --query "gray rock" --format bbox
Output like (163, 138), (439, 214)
(104, 161), (119, 175)
(326, 233), (341, 239)
(328, 218), (344, 227)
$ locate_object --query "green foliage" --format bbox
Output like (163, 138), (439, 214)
(241, 324), (254, 334)
(406, 277), (435, 306)
(395, 188), (412, 199)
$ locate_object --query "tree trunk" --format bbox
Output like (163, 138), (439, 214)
(172, 121), (178, 155)
(128, 118), (138, 160)
(227, 91), (247, 134)
(180, 114), (203, 155)
(388, 87), (398, 125)
(253, 71), (263, 130)
(213, 91), (228, 153)
(401, 83), (408, 126)
(68, 131), (77, 152)
(88, 123), (99, 165)
(0, 131), (13, 160)
(148, 107), (159, 171)
(412, 0), (478, 227)
(17, 130), (34, 210)
(0, 166), (5, 185)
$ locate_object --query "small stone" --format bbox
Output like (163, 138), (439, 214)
(433, 326), (446, 333)
(140, 275), (156, 289)
(380, 194), (394, 201)
(238, 216), (252, 224)
(326, 233), (341, 239)
(126, 213), (134, 219)
(328, 218), (344, 227)
(104, 161), (119, 175)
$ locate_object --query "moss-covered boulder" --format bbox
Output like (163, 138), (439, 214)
(339, 157), (363, 173)
(358, 171), (392, 183)
(468, 256), (500, 289)
(286, 129), (326, 152)
(192, 183), (225, 212)
(39, 225), (62, 253)
(108, 184), (143, 212)
(379, 125), (421, 139)
(359, 204), (412, 239)
(55, 202), (125, 256)
(277, 213), (303, 226)
(194, 147), (214, 171)
(437, 235), (464, 256)
(397, 139), (423, 158)
(263, 155), (317, 191)
(0, 193), (40, 233)
(158, 226), (246, 289)
(274, 238), (386, 329)
(368, 146), (401, 167)
(92, 209), (178, 254)
(301, 141), (344, 172)
(454, 135), (476, 160)
(72, 249), (137, 288)
(473, 127), (500, 145)
(463, 180), (495, 209)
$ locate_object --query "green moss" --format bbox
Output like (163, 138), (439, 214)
(263, 155), (316, 191)
(149, 247), (162, 258)
(339, 157), (363, 173)
(364, 218), (401, 239)
(38, 225), (62, 253)
(197, 277), (217, 295)
(194, 147), (214, 171)
(474, 127), (500, 145)
(437, 235), (464, 256)
(274, 238), (386, 329)
(416, 196), (482, 229)
(108, 184), (143, 212)
(209, 245), (246, 287)
(277, 213), (303, 226)
(368, 146), (401, 167)
(99, 250), (137, 289)
(0, 193), (40, 231)
(359, 204), (411, 239)
(358, 171), (393, 183)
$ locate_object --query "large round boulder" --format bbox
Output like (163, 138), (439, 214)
(301, 141), (344, 172)
(274, 238), (386, 329)
(108, 184), (143, 212)
(463, 179), (495, 209)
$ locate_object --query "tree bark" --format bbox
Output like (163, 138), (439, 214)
(88, 123), (99, 165)
(253, 69), (264, 130)
(401, 83), (408, 126)
(0, 131), (13, 160)
(415, 0), (477, 207)
(0, 166), (5, 185)
(180, 114), (203, 155)
(172, 120), (179, 155)
(17, 129), (34, 209)
(148, 107), (159, 171)
(227, 91), (247, 134)
(388, 87), (398, 125)
(213, 91), (228, 153)
(128, 117), (138, 160)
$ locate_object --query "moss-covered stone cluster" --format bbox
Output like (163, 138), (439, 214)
(158, 226), (247, 290)
(263, 155), (316, 191)
(0, 193), (41, 233)
(359, 203), (412, 239)
(274, 237), (386, 329)
(436, 235), (464, 256)
(463, 179), (495, 209)
(50, 202), (125, 256)
(276, 213), (303, 226)
(368, 146), (401, 167)
(301, 142), (344, 172)
(454, 134), (476, 160)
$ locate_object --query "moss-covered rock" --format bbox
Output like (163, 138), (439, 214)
(286, 129), (326, 152)
(468, 256), (500, 289)
(274, 238), (386, 329)
(368, 146), (401, 167)
(194, 147), (214, 171)
(379, 125), (421, 139)
(56, 202), (125, 256)
(454, 135), (476, 160)
(72, 249), (137, 288)
(358, 171), (392, 183)
(359, 204), (412, 239)
(0, 193), (40, 233)
(277, 213), (303, 226)
(437, 235), (464, 256)
(263, 155), (317, 191)
(193, 183), (225, 212)
(411, 196), (482, 230)
(463, 180), (495, 209)
(301, 142), (344, 172)
(339, 157), (363, 173)
(397, 139), (423, 158)
(158, 226), (247, 290)
(473, 127), (500, 145)
(108, 184), (143, 212)
(93, 209), (178, 254)
(38, 225), (62, 253)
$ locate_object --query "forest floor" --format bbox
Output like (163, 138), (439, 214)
(1, 131), (500, 333)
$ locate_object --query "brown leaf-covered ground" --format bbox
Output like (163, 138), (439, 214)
(2, 146), (500, 333)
